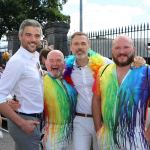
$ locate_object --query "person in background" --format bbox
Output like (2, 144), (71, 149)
(0, 64), (6, 78)
(40, 48), (51, 70)
(92, 35), (150, 149)
(0, 19), (43, 150)
(42, 50), (77, 150)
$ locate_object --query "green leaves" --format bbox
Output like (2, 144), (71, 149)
(0, 0), (70, 39)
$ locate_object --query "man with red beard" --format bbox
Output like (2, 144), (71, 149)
(92, 35), (150, 149)
(0, 19), (43, 150)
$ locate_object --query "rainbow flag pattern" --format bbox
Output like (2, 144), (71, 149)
(63, 49), (105, 86)
(97, 64), (150, 150)
(43, 73), (77, 149)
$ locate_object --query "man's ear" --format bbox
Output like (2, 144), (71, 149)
(63, 61), (65, 69)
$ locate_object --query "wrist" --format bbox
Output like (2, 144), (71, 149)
(13, 114), (26, 128)
(96, 128), (101, 138)
(96, 124), (102, 138)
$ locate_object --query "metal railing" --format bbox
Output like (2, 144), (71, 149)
(87, 23), (150, 63)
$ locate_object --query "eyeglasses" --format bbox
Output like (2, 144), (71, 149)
(36, 63), (44, 77)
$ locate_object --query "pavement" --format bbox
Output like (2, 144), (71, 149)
(0, 128), (14, 150)
(0, 108), (150, 150)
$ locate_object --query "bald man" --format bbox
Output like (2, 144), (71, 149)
(92, 35), (150, 150)
(42, 50), (77, 150)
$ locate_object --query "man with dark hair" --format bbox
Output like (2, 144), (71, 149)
(64, 32), (112, 150)
(0, 19), (43, 150)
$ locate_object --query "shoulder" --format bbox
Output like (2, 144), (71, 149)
(103, 57), (113, 64)
(43, 73), (50, 80)
(98, 64), (114, 77)
(5, 52), (25, 71)
(88, 49), (107, 65)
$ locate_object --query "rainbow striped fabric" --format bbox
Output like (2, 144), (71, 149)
(63, 49), (105, 86)
(96, 64), (150, 150)
(43, 73), (77, 149)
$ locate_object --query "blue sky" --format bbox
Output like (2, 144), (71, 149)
(62, 0), (150, 34)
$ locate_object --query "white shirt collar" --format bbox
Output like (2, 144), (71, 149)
(73, 58), (88, 68)
(19, 46), (39, 60)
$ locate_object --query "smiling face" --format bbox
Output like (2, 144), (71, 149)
(45, 50), (64, 78)
(70, 32), (90, 60)
(19, 26), (41, 53)
(112, 35), (135, 67)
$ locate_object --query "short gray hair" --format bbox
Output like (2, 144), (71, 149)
(19, 19), (43, 37)
(70, 32), (89, 44)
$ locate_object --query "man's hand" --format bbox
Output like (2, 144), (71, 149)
(42, 123), (49, 143)
(145, 124), (150, 144)
(7, 100), (20, 111)
(96, 125), (102, 139)
(7, 100), (39, 135)
(0, 102), (39, 135)
(20, 119), (40, 135)
(96, 121), (103, 138)
(132, 56), (146, 67)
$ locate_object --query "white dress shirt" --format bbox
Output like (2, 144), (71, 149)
(0, 47), (43, 114)
(71, 57), (113, 115)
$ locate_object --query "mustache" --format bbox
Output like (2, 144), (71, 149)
(76, 48), (83, 52)
(117, 54), (128, 57)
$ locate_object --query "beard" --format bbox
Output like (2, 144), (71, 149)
(112, 52), (134, 67)
(75, 48), (88, 60)
(76, 53), (88, 60)
(22, 41), (37, 53)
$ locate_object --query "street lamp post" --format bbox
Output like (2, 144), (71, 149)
(80, 0), (83, 32)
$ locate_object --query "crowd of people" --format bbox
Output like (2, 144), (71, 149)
(0, 19), (150, 150)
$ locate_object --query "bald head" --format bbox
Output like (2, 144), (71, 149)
(112, 35), (134, 49)
(47, 50), (64, 61)
(112, 35), (135, 67)
(45, 50), (65, 78)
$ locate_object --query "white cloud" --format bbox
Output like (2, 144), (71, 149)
(62, 0), (79, 13)
(143, 0), (150, 5)
(83, 4), (144, 31)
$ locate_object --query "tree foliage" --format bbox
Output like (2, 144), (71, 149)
(0, 0), (70, 39)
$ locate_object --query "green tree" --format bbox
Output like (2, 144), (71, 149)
(0, 0), (70, 39)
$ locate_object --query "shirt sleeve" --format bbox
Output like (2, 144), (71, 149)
(0, 57), (24, 103)
(104, 57), (113, 64)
